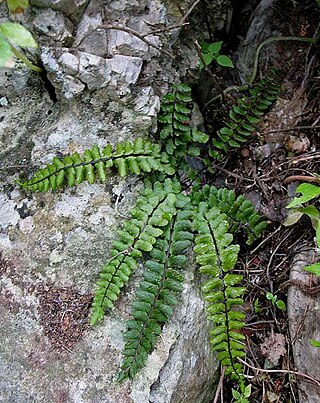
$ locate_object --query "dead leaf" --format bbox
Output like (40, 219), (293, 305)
(260, 333), (286, 366)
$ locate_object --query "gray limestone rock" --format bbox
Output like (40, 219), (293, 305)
(106, 54), (143, 85)
(78, 52), (111, 90)
(30, 0), (89, 23)
(75, 13), (108, 57)
(33, 8), (74, 45)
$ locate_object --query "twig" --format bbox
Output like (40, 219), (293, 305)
(211, 162), (254, 182)
(249, 36), (316, 85)
(142, 22), (189, 37)
(98, 24), (173, 57)
(238, 357), (320, 388)
(181, 0), (203, 24)
(213, 366), (225, 403)
(283, 175), (320, 185)
(266, 228), (294, 280)
(250, 225), (282, 254)
(259, 125), (320, 135)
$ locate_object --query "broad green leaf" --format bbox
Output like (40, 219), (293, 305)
(208, 41), (223, 54)
(0, 22), (38, 48)
(287, 183), (320, 208)
(216, 55), (234, 68)
(7, 0), (29, 13)
(0, 35), (14, 67)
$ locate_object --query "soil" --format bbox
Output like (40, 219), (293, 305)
(194, 0), (320, 401)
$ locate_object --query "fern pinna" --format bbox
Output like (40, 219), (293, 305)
(19, 73), (282, 399)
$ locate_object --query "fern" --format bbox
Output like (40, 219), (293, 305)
(19, 138), (174, 192)
(117, 199), (193, 381)
(158, 83), (208, 161)
(193, 202), (246, 384)
(210, 70), (282, 160)
(192, 184), (268, 245)
(17, 70), (281, 395)
(90, 178), (181, 325)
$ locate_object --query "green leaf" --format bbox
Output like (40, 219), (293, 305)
(287, 183), (320, 208)
(310, 339), (320, 348)
(200, 53), (214, 69)
(304, 263), (320, 276)
(208, 41), (223, 54)
(0, 22), (38, 48)
(0, 35), (14, 67)
(192, 128), (209, 143)
(275, 300), (286, 311)
(216, 55), (234, 68)
(266, 292), (276, 302)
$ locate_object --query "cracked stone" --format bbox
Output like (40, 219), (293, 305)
(106, 54), (143, 85)
(33, 9), (74, 45)
(79, 52), (111, 90)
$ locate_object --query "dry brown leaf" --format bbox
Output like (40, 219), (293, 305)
(260, 333), (287, 366)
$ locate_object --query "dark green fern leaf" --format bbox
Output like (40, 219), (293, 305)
(117, 199), (193, 381)
(193, 202), (246, 382)
(158, 83), (208, 161)
(191, 185), (268, 245)
(209, 71), (282, 160)
(90, 178), (182, 326)
(19, 139), (174, 192)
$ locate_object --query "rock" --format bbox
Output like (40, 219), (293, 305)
(287, 247), (320, 403)
(107, 28), (149, 58)
(149, 270), (219, 403)
(79, 52), (111, 90)
(59, 52), (80, 75)
(75, 12), (108, 57)
(106, 54), (143, 85)
(134, 86), (160, 117)
(30, 0), (89, 24)
(33, 8), (74, 45)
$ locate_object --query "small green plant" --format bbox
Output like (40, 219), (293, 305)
(0, 0), (41, 71)
(200, 41), (234, 70)
(266, 291), (286, 311)
(232, 384), (252, 403)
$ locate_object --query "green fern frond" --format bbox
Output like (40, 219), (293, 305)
(90, 178), (182, 326)
(159, 83), (208, 160)
(193, 202), (246, 382)
(191, 185), (268, 245)
(209, 71), (282, 160)
(117, 199), (193, 381)
(19, 138), (174, 192)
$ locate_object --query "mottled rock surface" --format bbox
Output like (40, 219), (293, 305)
(0, 0), (230, 402)
(287, 247), (320, 403)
